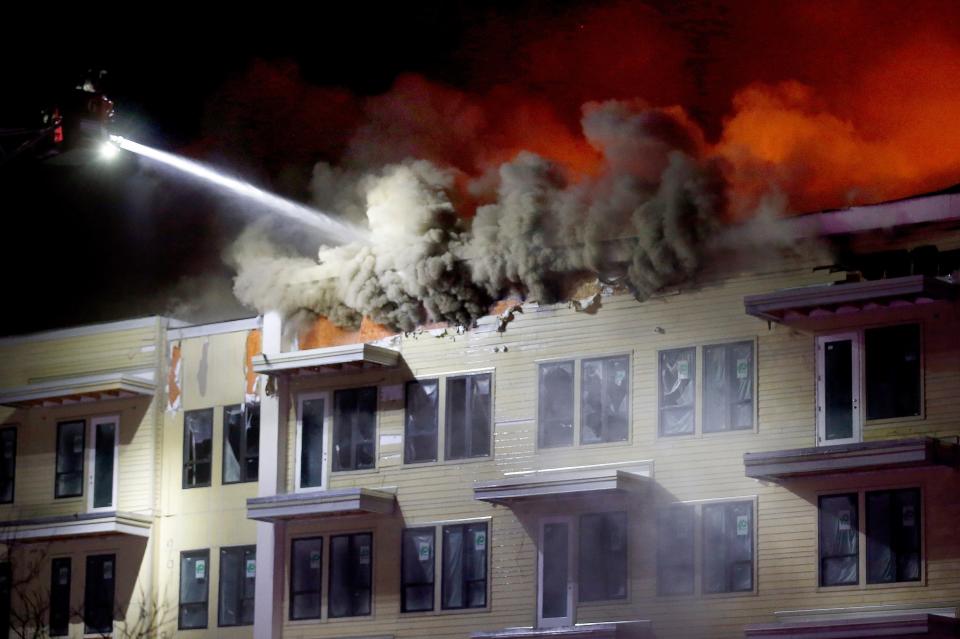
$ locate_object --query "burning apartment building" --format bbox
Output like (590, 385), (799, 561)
(0, 182), (959, 638)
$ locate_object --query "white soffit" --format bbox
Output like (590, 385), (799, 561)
(0, 370), (157, 408)
(252, 343), (401, 376)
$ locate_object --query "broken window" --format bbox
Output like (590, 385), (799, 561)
(579, 512), (627, 602)
(85, 554), (116, 634)
(299, 397), (325, 489)
(182, 409), (212, 489)
(538, 361), (575, 448)
(49, 557), (71, 637)
(329, 533), (372, 617)
(401, 527), (436, 612)
(333, 387), (377, 472)
(219, 546), (255, 627)
(658, 348), (695, 436)
(818, 493), (858, 587)
(0, 427), (15, 504)
(866, 488), (921, 584)
(657, 504), (695, 596)
(703, 341), (753, 432)
(223, 404), (259, 484)
(445, 374), (492, 460)
(581, 356), (629, 444)
(702, 501), (753, 593)
(55, 420), (85, 497)
(290, 537), (323, 620)
(442, 522), (488, 609)
(865, 324), (921, 420)
(405, 380), (439, 464)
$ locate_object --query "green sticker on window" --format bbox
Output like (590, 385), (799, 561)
(677, 359), (689, 380)
(737, 358), (749, 379)
(417, 540), (431, 562)
(309, 550), (321, 569)
(358, 544), (371, 565)
(474, 530), (486, 550)
(736, 515), (749, 536)
(246, 559), (256, 578)
(194, 559), (205, 580)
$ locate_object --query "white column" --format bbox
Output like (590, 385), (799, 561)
(254, 310), (286, 638)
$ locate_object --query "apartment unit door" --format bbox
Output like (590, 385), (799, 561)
(537, 516), (575, 628)
(816, 333), (861, 446)
(88, 416), (119, 511)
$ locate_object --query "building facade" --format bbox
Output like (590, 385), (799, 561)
(1, 190), (960, 638)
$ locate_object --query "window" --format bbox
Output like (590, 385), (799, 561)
(659, 341), (755, 437)
(183, 409), (213, 488)
(441, 522), (487, 610)
(702, 501), (754, 593)
(290, 537), (323, 620)
(0, 428), (15, 504)
(223, 404), (260, 484)
(445, 374), (492, 460)
(298, 396), (326, 489)
(90, 417), (118, 510)
(581, 356), (630, 444)
(578, 512), (627, 601)
(333, 387), (377, 471)
(405, 380), (439, 463)
(49, 557), (71, 636)
(329, 533), (372, 617)
(657, 504), (695, 596)
(401, 527), (435, 612)
(84, 554), (115, 634)
(659, 348), (695, 436)
(219, 546), (255, 627)
(538, 361), (575, 448)
(55, 420), (84, 498)
(819, 493), (858, 587)
(0, 563), (9, 639)
(817, 324), (921, 445)
(819, 488), (922, 587)
(703, 341), (754, 433)
(179, 550), (209, 629)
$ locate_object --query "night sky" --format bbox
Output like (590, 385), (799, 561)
(3, 1), (960, 335)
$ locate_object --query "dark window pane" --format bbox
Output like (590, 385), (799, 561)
(541, 522), (568, 618)
(824, 340), (854, 440)
(703, 501), (753, 593)
(0, 563), (9, 638)
(183, 409), (213, 488)
(538, 361), (575, 448)
(657, 505), (695, 595)
(405, 380), (439, 464)
(402, 528), (435, 612)
(581, 356), (629, 444)
(179, 550), (209, 629)
(442, 523), (487, 610)
(219, 546), (256, 626)
(445, 375), (492, 460)
(818, 493), (859, 586)
(245, 404), (260, 481)
(579, 512), (627, 601)
(223, 405), (243, 483)
(93, 421), (115, 508)
(300, 398), (325, 488)
(290, 538), (323, 620)
(49, 558), (71, 636)
(333, 387), (377, 471)
(0, 428), (16, 504)
(659, 349), (695, 436)
(703, 342), (754, 432)
(55, 420), (84, 498)
(85, 554), (115, 634)
(329, 533), (372, 617)
(865, 324), (921, 420)
(867, 488), (921, 584)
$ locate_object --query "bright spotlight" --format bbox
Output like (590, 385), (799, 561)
(99, 140), (120, 161)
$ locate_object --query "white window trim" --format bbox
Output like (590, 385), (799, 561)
(816, 332), (862, 446)
(295, 392), (330, 493)
(288, 530), (376, 623)
(537, 515), (577, 628)
(86, 415), (120, 513)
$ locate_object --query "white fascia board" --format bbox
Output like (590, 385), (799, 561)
(0, 371), (157, 407)
(474, 462), (653, 502)
(247, 487), (397, 521)
(167, 316), (261, 340)
(252, 343), (401, 375)
(0, 512), (152, 541)
(0, 316), (180, 346)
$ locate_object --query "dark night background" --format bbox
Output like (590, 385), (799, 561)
(3, 1), (960, 336)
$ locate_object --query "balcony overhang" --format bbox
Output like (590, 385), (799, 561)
(0, 370), (157, 408)
(744, 613), (960, 638)
(247, 487), (397, 522)
(743, 437), (958, 482)
(474, 463), (653, 505)
(473, 621), (653, 639)
(744, 275), (957, 324)
(252, 343), (401, 376)
(0, 511), (152, 542)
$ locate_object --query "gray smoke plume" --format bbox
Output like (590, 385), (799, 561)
(231, 100), (728, 332)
